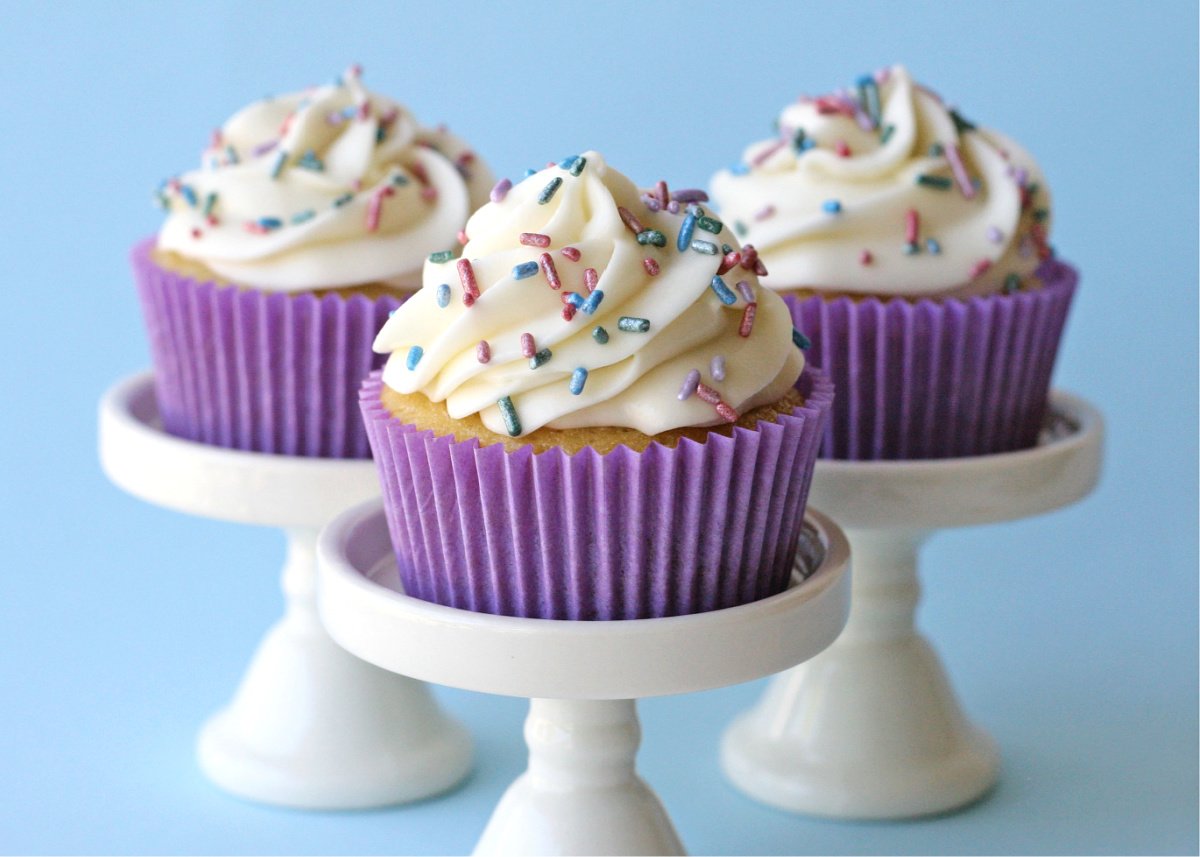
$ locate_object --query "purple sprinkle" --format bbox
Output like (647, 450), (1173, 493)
(671, 189), (709, 203)
(251, 140), (279, 157)
(490, 178), (512, 203)
(754, 205), (776, 221)
(677, 369), (701, 401)
(736, 280), (755, 303)
(640, 193), (662, 212)
(667, 200), (680, 214)
(710, 355), (726, 381)
(987, 226), (1004, 244)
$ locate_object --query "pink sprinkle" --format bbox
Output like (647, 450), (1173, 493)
(209, 128), (223, 150)
(520, 333), (536, 358)
(243, 221), (269, 234)
(835, 140), (851, 158)
(457, 229), (469, 245)
(521, 232), (552, 247)
(366, 194), (383, 232)
(860, 249), (873, 265)
(750, 138), (786, 167)
(420, 186), (438, 202)
(753, 259), (768, 277)
(456, 151), (476, 166)
(540, 253), (561, 290)
(754, 205), (776, 221)
(476, 340), (491, 363)
(457, 258), (480, 306)
(191, 228), (202, 239)
(583, 267), (599, 293)
(206, 215), (219, 227)
(560, 246), (581, 262)
(695, 383), (721, 405)
(905, 208), (919, 244)
(379, 107), (399, 126)
(739, 244), (759, 271)
(656, 180), (669, 209)
(969, 258), (992, 279)
(409, 162), (430, 186)
(738, 302), (757, 337)
(357, 101), (371, 121)
(718, 251), (741, 275)
(944, 142), (976, 199)
(490, 178), (512, 203)
(562, 304), (577, 322)
(643, 258), (660, 276)
(617, 205), (644, 236)
(346, 63), (363, 79)
(714, 402), (739, 423)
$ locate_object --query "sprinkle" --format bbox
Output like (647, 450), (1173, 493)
(270, 150), (288, 179)
(916, 174), (953, 190)
(429, 249), (455, 263)
(436, 283), (451, 307)
(822, 199), (842, 214)
(754, 205), (776, 221)
(538, 177), (563, 204)
(857, 75), (882, 128)
(458, 230), (469, 245)
(568, 156), (587, 177)
(521, 232), (551, 247)
(618, 206), (645, 236)
(643, 258), (660, 276)
(859, 249), (873, 265)
(694, 382), (721, 405)
(529, 348), (552, 369)
(540, 252), (562, 289)
(905, 208), (920, 244)
(617, 316), (651, 333)
(677, 370), (701, 400)
(738, 302), (758, 337)
(252, 139), (279, 157)
(333, 192), (355, 207)
(696, 215), (723, 234)
(710, 355), (726, 381)
(677, 212), (696, 251)
(641, 193), (662, 212)
(969, 259), (992, 279)
(559, 154), (581, 172)
(1033, 208), (1050, 223)
(561, 246), (581, 262)
(420, 186), (438, 203)
(569, 367), (588, 395)
(709, 275), (737, 305)
(717, 251), (741, 276)
(950, 109), (976, 133)
(297, 149), (324, 171)
(224, 145), (239, 165)
(584, 267), (599, 292)
(926, 238), (941, 254)
(180, 184), (198, 207)
(733, 220), (748, 237)
(406, 346), (424, 370)
(792, 328), (812, 350)
(258, 217), (282, 230)
(1003, 273), (1021, 294)
(944, 143), (977, 199)
(582, 289), (605, 314)
(793, 128), (815, 152)
(476, 340), (491, 363)
(691, 239), (719, 255)
(391, 172), (410, 187)
(637, 230), (666, 247)
(291, 209), (316, 225)
(880, 124), (895, 145)
(736, 280), (755, 303)
(739, 245), (759, 271)
(592, 326), (609, 344)
(928, 143), (944, 157)
(835, 140), (851, 158)
(904, 242), (920, 255)
(513, 261), (539, 280)
(730, 162), (750, 176)
(986, 226), (1004, 244)
(751, 138), (786, 167)
(366, 192), (386, 232)
(667, 200), (681, 214)
(520, 333), (536, 358)
(714, 402), (739, 423)
(672, 189), (708, 203)
(561, 304), (577, 322)
(497, 397), (521, 436)
(655, 180), (670, 209)
(490, 178), (512, 203)
(565, 292), (585, 310)
(523, 168), (537, 178)
(190, 227), (202, 239)
(457, 258), (480, 306)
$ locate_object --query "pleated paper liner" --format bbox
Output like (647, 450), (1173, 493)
(786, 259), (1077, 460)
(360, 368), (834, 620)
(131, 238), (403, 458)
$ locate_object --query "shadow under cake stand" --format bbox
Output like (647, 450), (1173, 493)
(97, 372), (471, 809)
(317, 501), (851, 856)
(721, 389), (1103, 820)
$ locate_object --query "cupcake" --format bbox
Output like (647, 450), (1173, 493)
(361, 151), (833, 620)
(711, 65), (1076, 459)
(134, 65), (493, 457)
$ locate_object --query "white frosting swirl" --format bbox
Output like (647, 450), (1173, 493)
(710, 65), (1053, 298)
(375, 151), (805, 437)
(156, 67), (493, 292)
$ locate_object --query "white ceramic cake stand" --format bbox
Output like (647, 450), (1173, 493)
(317, 501), (851, 856)
(721, 389), (1103, 820)
(97, 372), (472, 809)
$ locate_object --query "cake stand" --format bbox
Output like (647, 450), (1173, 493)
(317, 501), (851, 856)
(97, 372), (472, 809)
(721, 389), (1103, 820)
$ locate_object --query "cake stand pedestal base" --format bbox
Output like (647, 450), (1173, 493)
(318, 502), (851, 856)
(99, 372), (471, 809)
(721, 389), (1103, 820)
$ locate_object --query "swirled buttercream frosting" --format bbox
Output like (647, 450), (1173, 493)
(156, 66), (493, 292)
(374, 151), (806, 437)
(710, 65), (1053, 298)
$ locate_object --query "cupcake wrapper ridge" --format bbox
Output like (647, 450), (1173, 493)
(787, 260), (1077, 460)
(132, 238), (403, 458)
(361, 368), (834, 620)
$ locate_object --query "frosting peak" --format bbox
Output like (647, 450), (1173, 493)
(156, 66), (493, 292)
(375, 151), (805, 437)
(711, 65), (1053, 298)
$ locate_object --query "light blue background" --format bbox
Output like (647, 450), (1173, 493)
(1, 1), (1195, 854)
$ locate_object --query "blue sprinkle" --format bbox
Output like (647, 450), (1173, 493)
(559, 155), (580, 171)
(513, 261), (539, 279)
(592, 326), (609, 344)
(180, 185), (198, 207)
(926, 238), (942, 255)
(730, 162), (750, 176)
(582, 289), (605, 315)
(258, 217), (282, 229)
(569, 367), (588, 395)
(691, 239), (719, 255)
(677, 211), (696, 251)
(224, 145), (239, 165)
(436, 284), (451, 307)
(523, 168), (537, 178)
(406, 345), (424, 370)
(529, 348), (552, 369)
(291, 209), (316, 225)
(387, 308), (399, 318)
(341, 105), (357, 119)
(390, 172), (410, 186)
(565, 292), (586, 310)
(538, 176), (563, 204)
(822, 199), (842, 214)
(498, 396), (521, 436)
(270, 150), (288, 180)
(709, 275), (737, 305)
(792, 328), (812, 350)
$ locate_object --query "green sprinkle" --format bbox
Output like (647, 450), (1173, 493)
(202, 192), (218, 217)
(592, 326), (609, 344)
(696, 215), (723, 235)
(428, 249), (455, 263)
(538, 176), (563, 204)
(734, 220), (748, 237)
(291, 209), (316, 224)
(916, 174), (953, 190)
(880, 124), (895, 145)
(270, 150), (288, 180)
(928, 143), (944, 157)
(497, 397), (521, 437)
(617, 316), (651, 333)
(721, 243), (734, 254)
(1003, 273), (1021, 294)
(1033, 208), (1050, 222)
(333, 192), (354, 207)
(792, 328), (812, 350)
(690, 239), (718, 255)
(636, 229), (666, 247)
(391, 172), (410, 186)
(903, 241), (920, 255)
(529, 348), (552, 369)
(1027, 182), (1041, 197)
(950, 109), (976, 133)
(569, 156), (587, 177)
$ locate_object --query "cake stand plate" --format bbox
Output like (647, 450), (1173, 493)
(98, 372), (471, 809)
(721, 389), (1103, 820)
(317, 501), (851, 856)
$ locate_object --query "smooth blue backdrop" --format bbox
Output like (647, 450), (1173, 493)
(1, 2), (1196, 854)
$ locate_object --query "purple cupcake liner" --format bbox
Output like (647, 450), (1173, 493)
(786, 260), (1077, 460)
(131, 238), (404, 458)
(360, 368), (834, 620)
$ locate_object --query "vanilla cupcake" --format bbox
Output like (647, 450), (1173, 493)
(711, 65), (1076, 458)
(362, 152), (832, 619)
(133, 66), (493, 457)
